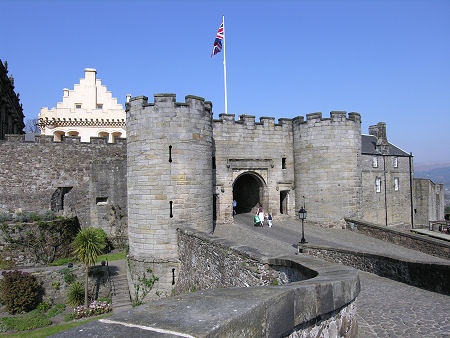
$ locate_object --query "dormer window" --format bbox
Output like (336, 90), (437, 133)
(97, 104), (103, 109)
(75, 104), (82, 109)
(372, 156), (378, 168)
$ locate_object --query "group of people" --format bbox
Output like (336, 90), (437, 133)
(254, 205), (273, 228)
(232, 200), (273, 228)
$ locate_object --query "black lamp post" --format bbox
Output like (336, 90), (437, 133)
(298, 206), (307, 244)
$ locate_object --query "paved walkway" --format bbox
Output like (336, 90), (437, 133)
(214, 214), (450, 337)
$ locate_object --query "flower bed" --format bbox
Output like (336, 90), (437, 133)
(73, 301), (112, 319)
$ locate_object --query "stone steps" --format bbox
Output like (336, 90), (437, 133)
(109, 263), (131, 313)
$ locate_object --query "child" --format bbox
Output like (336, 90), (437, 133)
(268, 213), (273, 228)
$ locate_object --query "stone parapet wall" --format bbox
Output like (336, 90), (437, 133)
(176, 227), (316, 294)
(0, 134), (126, 214)
(304, 244), (450, 295)
(346, 218), (450, 259)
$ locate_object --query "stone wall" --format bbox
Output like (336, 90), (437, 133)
(305, 245), (450, 295)
(175, 227), (316, 294)
(0, 134), (126, 218)
(289, 301), (357, 338)
(414, 178), (445, 227)
(345, 218), (450, 259)
(361, 155), (412, 226)
(213, 114), (295, 223)
(293, 112), (362, 226)
(88, 158), (127, 242)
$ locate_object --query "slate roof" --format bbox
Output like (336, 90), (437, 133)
(361, 135), (410, 156)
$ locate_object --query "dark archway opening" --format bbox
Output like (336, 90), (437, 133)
(233, 173), (264, 214)
(51, 187), (73, 212)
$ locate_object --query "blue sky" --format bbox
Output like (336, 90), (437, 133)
(2, 0), (449, 165)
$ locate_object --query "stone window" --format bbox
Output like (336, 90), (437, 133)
(372, 156), (378, 168)
(75, 104), (82, 109)
(393, 157), (398, 168)
(282, 157), (287, 169)
(96, 197), (108, 205)
(375, 177), (381, 193)
(394, 177), (399, 191)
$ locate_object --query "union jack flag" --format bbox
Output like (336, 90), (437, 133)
(211, 19), (224, 57)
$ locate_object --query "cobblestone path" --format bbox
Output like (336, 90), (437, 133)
(214, 215), (450, 337)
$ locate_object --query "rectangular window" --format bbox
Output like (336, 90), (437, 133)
(282, 157), (287, 169)
(372, 156), (378, 168)
(75, 104), (82, 109)
(393, 157), (398, 168)
(394, 177), (399, 191)
(375, 177), (381, 193)
(96, 197), (108, 205)
(97, 104), (103, 109)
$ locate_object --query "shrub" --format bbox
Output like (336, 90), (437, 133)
(0, 271), (41, 314)
(47, 303), (66, 318)
(0, 309), (51, 331)
(63, 313), (74, 322)
(62, 268), (76, 284)
(37, 301), (51, 313)
(0, 213), (13, 222)
(67, 281), (85, 306)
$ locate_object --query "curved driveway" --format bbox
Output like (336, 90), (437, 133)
(214, 215), (450, 337)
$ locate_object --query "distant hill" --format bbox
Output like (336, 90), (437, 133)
(415, 165), (450, 206)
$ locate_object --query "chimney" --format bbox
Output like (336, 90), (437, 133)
(369, 125), (378, 138)
(126, 94), (131, 103)
(63, 88), (69, 97)
(375, 122), (389, 154)
(83, 68), (97, 109)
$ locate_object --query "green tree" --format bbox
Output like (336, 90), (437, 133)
(73, 228), (106, 308)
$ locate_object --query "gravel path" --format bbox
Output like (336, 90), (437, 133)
(214, 215), (450, 337)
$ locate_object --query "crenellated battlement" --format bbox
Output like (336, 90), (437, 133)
(213, 114), (292, 133)
(126, 94), (212, 113)
(2, 134), (126, 146)
(293, 111), (361, 127)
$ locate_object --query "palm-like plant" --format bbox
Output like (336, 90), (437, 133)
(73, 228), (106, 308)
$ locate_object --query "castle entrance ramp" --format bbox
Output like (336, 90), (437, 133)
(233, 172), (265, 214)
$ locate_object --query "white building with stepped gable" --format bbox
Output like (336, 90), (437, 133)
(39, 68), (127, 143)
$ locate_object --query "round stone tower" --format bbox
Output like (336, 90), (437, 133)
(293, 111), (362, 226)
(126, 94), (213, 300)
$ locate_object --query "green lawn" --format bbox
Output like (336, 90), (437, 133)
(1, 313), (113, 337)
(49, 252), (126, 267)
(95, 252), (126, 263)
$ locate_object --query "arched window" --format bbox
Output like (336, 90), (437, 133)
(54, 130), (65, 142)
(111, 132), (122, 142)
(98, 132), (109, 142)
(67, 131), (79, 137)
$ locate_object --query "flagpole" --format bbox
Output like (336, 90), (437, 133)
(222, 15), (228, 115)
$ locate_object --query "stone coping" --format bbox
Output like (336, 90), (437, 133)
(55, 228), (360, 337)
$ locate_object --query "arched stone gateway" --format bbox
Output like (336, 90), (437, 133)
(233, 172), (266, 214)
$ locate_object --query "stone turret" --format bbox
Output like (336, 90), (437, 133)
(292, 111), (362, 226)
(126, 94), (213, 300)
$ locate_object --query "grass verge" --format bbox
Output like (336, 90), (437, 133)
(0, 313), (113, 337)
(95, 252), (126, 263)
